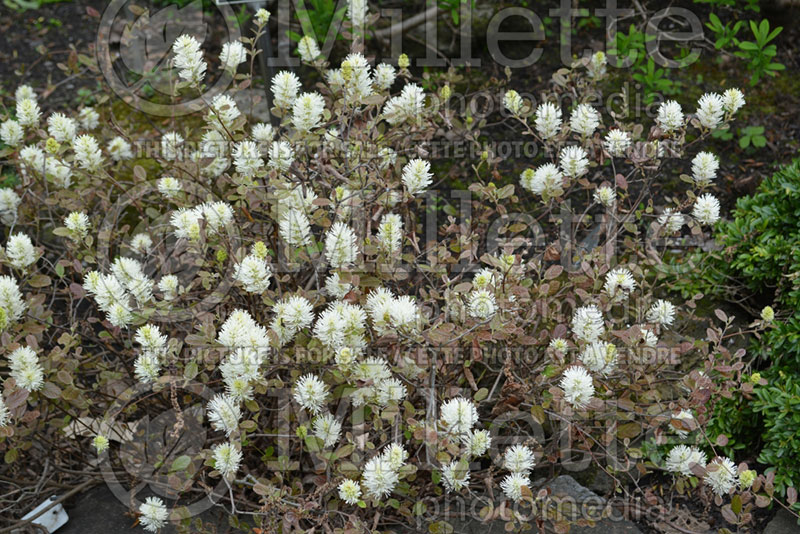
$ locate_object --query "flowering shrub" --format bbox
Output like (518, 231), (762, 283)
(0, 9), (796, 533)
(666, 159), (800, 506)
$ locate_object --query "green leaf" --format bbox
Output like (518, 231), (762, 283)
(170, 455), (191, 473)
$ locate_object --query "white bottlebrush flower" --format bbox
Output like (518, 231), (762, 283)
(472, 268), (498, 290)
(135, 324), (168, 353)
(78, 107), (100, 130)
(503, 90), (524, 115)
(439, 397), (478, 435)
(47, 112), (77, 143)
(534, 102), (562, 140)
(594, 185), (616, 208)
(20, 146), (45, 174)
(691, 152), (719, 186)
(693, 194), (721, 226)
(272, 71), (301, 110)
(461, 429), (491, 457)
(722, 88), (745, 114)
(173, 34), (206, 85)
(16, 98), (41, 128)
(292, 92), (326, 132)
(158, 275), (179, 300)
(549, 338), (569, 352)
(233, 140), (264, 179)
(207, 394), (241, 436)
(64, 211), (90, 241)
(294, 374), (328, 414)
(338, 479), (362, 505)
(376, 378), (407, 406)
(198, 202), (233, 235)
(139, 496), (168, 532)
(587, 50), (607, 79)
(220, 41), (247, 72)
(312, 413), (342, 448)
(279, 208), (312, 247)
(442, 461), (471, 492)
(5, 233), (37, 269)
(233, 254), (271, 293)
(559, 145), (589, 178)
(0, 120), (23, 147)
(347, 0), (368, 26)
(382, 443), (409, 471)
(297, 35), (321, 62)
(666, 445), (707, 476)
(0, 275), (27, 323)
(504, 444), (536, 474)
(325, 272), (353, 299)
(93, 434), (109, 453)
(130, 233), (153, 254)
(251, 123), (274, 145)
(657, 208), (684, 234)
(696, 93), (725, 130)
(158, 176), (181, 199)
(73, 134), (104, 170)
(325, 222), (359, 268)
(340, 53), (374, 103)
(501, 472), (530, 503)
(161, 131), (184, 161)
(362, 456), (399, 499)
(579, 341), (618, 375)
(402, 159), (433, 195)
(373, 63), (396, 91)
(133, 353), (161, 384)
(267, 141), (294, 172)
(255, 8), (270, 24)
(705, 457), (737, 496)
(647, 299), (676, 326)
(520, 163), (564, 199)
(604, 267), (636, 300)
(382, 83), (425, 125)
(468, 289), (497, 320)
(571, 305), (604, 343)
(9, 346), (44, 392)
(604, 129), (631, 157)
(212, 441), (242, 478)
(206, 94), (241, 132)
(377, 213), (403, 254)
(0, 189), (21, 225)
(388, 295), (420, 334)
(107, 136), (134, 161)
(570, 103), (601, 136)
(656, 100), (684, 133)
(16, 85), (36, 102)
(560, 366), (595, 408)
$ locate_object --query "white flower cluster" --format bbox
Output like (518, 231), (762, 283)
(133, 324), (168, 384)
(9, 346), (44, 392)
(361, 443), (408, 499)
(170, 201), (234, 240)
(139, 497), (168, 532)
(173, 34), (207, 85)
(365, 287), (422, 336)
(83, 258), (154, 328)
(233, 249), (272, 294)
(5, 233), (37, 269)
(501, 444), (536, 502)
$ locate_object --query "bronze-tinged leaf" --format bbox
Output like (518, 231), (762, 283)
(28, 274), (51, 288)
(617, 422), (641, 439)
(544, 265), (563, 280)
